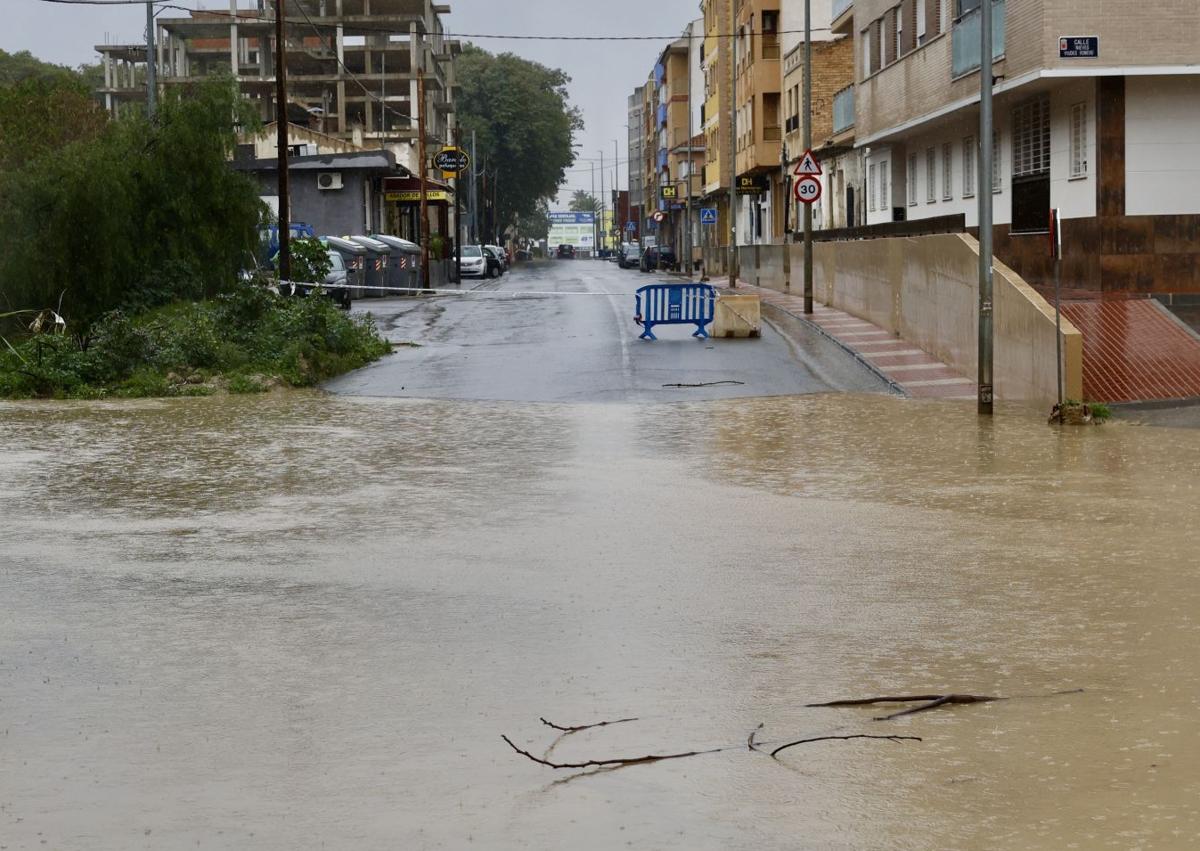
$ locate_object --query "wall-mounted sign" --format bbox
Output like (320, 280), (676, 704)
(385, 190), (450, 202)
(660, 185), (678, 200)
(736, 174), (768, 195)
(549, 211), (595, 224)
(700, 207), (718, 225)
(433, 147), (470, 173)
(1059, 36), (1099, 58)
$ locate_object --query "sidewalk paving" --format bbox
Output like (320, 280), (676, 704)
(732, 283), (977, 400)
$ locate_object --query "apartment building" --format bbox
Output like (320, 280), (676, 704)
(700, 0), (734, 254)
(780, 0), (864, 233)
(627, 87), (645, 240)
(732, 0), (783, 245)
(850, 0), (1200, 296)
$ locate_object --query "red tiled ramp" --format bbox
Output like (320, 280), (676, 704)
(1061, 300), (1200, 403)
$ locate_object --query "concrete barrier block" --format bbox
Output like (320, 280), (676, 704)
(714, 294), (762, 338)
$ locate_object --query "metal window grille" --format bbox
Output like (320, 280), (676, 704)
(942, 143), (953, 200)
(868, 163), (877, 211)
(992, 129), (1002, 193)
(1070, 102), (1088, 178)
(1012, 97), (1050, 178)
(879, 160), (889, 211)
(908, 153), (918, 205)
(926, 148), (936, 202)
(963, 135), (975, 197)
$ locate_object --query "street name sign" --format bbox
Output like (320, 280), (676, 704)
(1059, 36), (1099, 59)
(700, 207), (718, 225)
(794, 148), (822, 176)
(794, 175), (822, 205)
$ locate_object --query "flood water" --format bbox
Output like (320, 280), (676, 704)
(2, 392), (1199, 849)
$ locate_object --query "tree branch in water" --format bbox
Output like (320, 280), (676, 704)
(539, 716), (639, 733)
(769, 734), (922, 759)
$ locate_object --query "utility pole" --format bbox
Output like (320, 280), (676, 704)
(591, 161), (597, 256)
(978, 0), (995, 416)
(274, 0), (290, 281)
(454, 124), (462, 284)
(145, 1), (156, 118)
(614, 137), (620, 252)
(418, 72), (429, 289)
(727, 0), (737, 288)
(803, 0), (813, 314)
(470, 130), (478, 243)
(599, 148), (607, 256)
(685, 28), (694, 277)
(782, 140), (790, 289)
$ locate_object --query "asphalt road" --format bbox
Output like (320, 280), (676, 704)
(324, 258), (891, 402)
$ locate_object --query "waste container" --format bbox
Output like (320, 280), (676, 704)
(349, 236), (392, 298)
(370, 234), (421, 293)
(323, 236), (368, 300)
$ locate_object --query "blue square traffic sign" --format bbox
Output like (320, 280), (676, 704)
(700, 207), (718, 225)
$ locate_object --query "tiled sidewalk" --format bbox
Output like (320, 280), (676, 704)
(734, 283), (977, 400)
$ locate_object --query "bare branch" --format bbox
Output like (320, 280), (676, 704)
(747, 723), (764, 752)
(539, 716), (639, 733)
(769, 734), (922, 759)
(806, 695), (956, 707)
(502, 734), (718, 770)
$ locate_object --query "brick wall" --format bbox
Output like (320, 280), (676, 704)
(783, 36), (855, 150)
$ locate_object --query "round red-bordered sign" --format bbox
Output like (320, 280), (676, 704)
(794, 175), (822, 204)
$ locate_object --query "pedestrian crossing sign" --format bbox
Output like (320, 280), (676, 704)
(700, 207), (718, 225)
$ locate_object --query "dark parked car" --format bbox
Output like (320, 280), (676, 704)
(617, 242), (642, 269)
(482, 245), (505, 278)
(556, 244), (576, 259)
(639, 245), (678, 273)
(282, 249), (352, 309)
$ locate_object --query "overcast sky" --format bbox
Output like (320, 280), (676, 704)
(6, 0), (704, 205)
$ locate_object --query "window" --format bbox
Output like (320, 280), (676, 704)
(868, 163), (877, 211)
(877, 20), (887, 70)
(862, 28), (872, 78)
(926, 147), (936, 203)
(942, 143), (953, 200)
(1012, 97), (1051, 177)
(1070, 102), (1088, 178)
(879, 160), (889, 212)
(917, 0), (927, 41)
(992, 129), (1002, 193)
(958, 0), (982, 14)
(963, 135), (975, 197)
(908, 153), (918, 205)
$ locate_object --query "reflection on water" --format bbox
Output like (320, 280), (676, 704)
(2, 392), (1198, 849)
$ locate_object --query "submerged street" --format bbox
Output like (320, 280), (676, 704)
(3, 261), (1200, 849)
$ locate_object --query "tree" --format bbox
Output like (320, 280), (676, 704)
(0, 75), (264, 330)
(515, 200), (552, 241)
(0, 75), (107, 175)
(569, 191), (599, 213)
(455, 45), (582, 233)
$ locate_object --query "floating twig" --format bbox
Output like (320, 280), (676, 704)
(769, 734), (922, 759)
(540, 716), (639, 734)
(662, 380), (746, 388)
(805, 690), (1082, 721)
(747, 722), (764, 752)
(502, 734), (718, 770)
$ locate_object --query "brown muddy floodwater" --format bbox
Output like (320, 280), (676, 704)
(1, 392), (1199, 850)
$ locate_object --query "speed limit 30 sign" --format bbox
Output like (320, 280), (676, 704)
(794, 175), (822, 204)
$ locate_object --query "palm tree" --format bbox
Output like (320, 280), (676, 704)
(569, 190), (600, 213)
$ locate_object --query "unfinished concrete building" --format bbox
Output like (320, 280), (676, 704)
(96, 1), (459, 175)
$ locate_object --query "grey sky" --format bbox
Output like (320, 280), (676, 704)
(6, 0), (704, 205)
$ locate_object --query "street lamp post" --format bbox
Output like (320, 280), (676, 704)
(978, 0), (995, 415)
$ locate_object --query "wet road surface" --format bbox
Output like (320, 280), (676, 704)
(325, 259), (889, 401)
(3, 266), (1200, 850)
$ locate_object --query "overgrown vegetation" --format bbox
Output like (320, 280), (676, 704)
(0, 74), (263, 335)
(0, 285), (390, 399)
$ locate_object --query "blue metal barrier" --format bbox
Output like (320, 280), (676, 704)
(634, 283), (716, 341)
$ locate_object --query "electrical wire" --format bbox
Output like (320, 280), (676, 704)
(39, 0), (833, 40)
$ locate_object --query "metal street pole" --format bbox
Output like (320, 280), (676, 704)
(727, 0), (737, 288)
(599, 148), (606, 256)
(591, 161), (597, 256)
(978, 0), (995, 415)
(454, 124), (462, 284)
(781, 140), (790, 289)
(145, 1), (156, 118)
(470, 130), (478, 243)
(418, 72), (429, 289)
(614, 137), (619, 252)
(274, 0), (290, 282)
(1052, 207), (1064, 408)
(685, 30), (694, 277)
(803, 0), (814, 314)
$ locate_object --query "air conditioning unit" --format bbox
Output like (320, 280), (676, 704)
(317, 172), (343, 191)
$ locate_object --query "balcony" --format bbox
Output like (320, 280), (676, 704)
(831, 0), (853, 34)
(952, 0), (1006, 78)
(832, 0), (852, 17)
(832, 85), (854, 134)
(657, 102), (668, 127)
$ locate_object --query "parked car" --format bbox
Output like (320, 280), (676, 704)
(281, 250), (352, 309)
(640, 245), (678, 273)
(485, 245), (509, 271)
(459, 245), (487, 278)
(556, 244), (576, 259)
(481, 246), (505, 278)
(617, 242), (642, 269)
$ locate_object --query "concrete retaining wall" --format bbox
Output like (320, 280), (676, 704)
(703, 235), (1083, 404)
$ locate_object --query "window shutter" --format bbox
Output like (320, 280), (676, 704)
(927, 0), (942, 39)
(870, 20), (882, 73)
(885, 11), (897, 65)
(901, 0), (917, 53)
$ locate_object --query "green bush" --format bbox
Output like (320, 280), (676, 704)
(0, 285), (391, 399)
